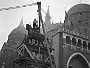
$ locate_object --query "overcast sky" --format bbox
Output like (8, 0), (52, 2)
(0, 0), (89, 50)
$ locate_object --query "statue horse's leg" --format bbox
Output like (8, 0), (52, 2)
(23, 36), (29, 43)
(35, 33), (44, 46)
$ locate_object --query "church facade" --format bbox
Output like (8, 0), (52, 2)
(0, 3), (90, 68)
(52, 3), (90, 68)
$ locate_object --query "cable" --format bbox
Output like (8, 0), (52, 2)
(0, 2), (52, 31)
(41, 8), (62, 31)
(41, 8), (57, 31)
(41, 8), (56, 23)
(43, 22), (52, 31)
(0, 3), (37, 11)
(0, 2), (54, 31)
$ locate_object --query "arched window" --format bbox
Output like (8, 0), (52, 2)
(77, 39), (82, 47)
(66, 36), (71, 44)
(88, 43), (90, 50)
(72, 37), (76, 46)
(83, 41), (87, 49)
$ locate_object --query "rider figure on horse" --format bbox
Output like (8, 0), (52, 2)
(33, 18), (39, 33)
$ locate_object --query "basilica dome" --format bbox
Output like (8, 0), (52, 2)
(64, 3), (90, 39)
(67, 4), (90, 16)
(10, 20), (28, 35)
(7, 19), (28, 46)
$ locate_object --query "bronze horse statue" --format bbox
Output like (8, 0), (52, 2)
(26, 24), (45, 45)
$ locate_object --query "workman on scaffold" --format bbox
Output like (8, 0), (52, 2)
(33, 18), (39, 32)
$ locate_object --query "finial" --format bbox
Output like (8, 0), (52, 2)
(47, 5), (50, 10)
(19, 16), (24, 27)
(60, 18), (62, 23)
(46, 5), (51, 19)
(79, 0), (81, 4)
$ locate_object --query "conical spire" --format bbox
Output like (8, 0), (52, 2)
(45, 5), (51, 20)
(44, 6), (51, 33)
(64, 10), (68, 23)
(19, 17), (24, 27)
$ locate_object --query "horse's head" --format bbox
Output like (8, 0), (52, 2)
(26, 24), (29, 30)
(26, 24), (31, 30)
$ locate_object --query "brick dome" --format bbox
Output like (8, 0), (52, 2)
(67, 4), (90, 16)
(7, 18), (28, 46)
(10, 19), (28, 35)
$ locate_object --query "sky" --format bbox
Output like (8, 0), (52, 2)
(0, 0), (89, 50)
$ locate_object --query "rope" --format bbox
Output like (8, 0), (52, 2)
(43, 22), (52, 31)
(0, 3), (37, 11)
(41, 8), (57, 31)
(0, 3), (53, 31)
(40, 13), (55, 68)
(41, 8), (61, 32)
(41, 8), (56, 23)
